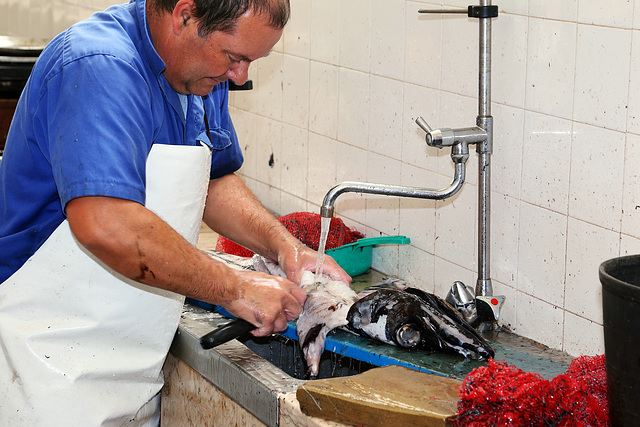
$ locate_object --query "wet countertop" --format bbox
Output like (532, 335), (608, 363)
(321, 270), (574, 380)
(193, 223), (573, 380)
(182, 272), (573, 382)
(168, 304), (307, 426)
(166, 224), (575, 425)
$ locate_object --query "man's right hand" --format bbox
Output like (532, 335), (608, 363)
(222, 269), (306, 337)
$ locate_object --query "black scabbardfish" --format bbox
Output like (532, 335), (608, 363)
(346, 288), (494, 359)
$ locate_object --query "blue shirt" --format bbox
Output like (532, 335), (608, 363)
(0, 0), (243, 283)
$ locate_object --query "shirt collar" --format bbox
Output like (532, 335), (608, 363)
(135, 0), (166, 77)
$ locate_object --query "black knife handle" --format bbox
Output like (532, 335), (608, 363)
(200, 318), (256, 349)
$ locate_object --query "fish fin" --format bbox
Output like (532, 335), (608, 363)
(407, 288), (490, 346)
(408, 288), (495, 359)
(412, 308), (447, 351)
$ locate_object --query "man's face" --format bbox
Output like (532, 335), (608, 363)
(164, 10), (283, 95)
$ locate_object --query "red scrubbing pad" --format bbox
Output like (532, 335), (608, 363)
(215, 212), (364, 257)
(455, 355), (608, 426)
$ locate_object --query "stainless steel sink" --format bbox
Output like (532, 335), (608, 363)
(169, 304), (372, 426)
(239, 332), (374, 380)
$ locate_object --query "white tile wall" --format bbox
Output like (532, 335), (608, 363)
(371, 0), (406, 81)
(310, 0), (339, 65)
(578, 0), (634, 28)
(565, 218), (619, 325)
(629, 31), (640, 134)
(230, 0), (640, 358)
(405, 3), (441, 89)
(574, 24), (631, 131)
(338, 68), (370, 149)
(622, 133), (640, 237)
(0, 0), (118, 39)
(282, 0), (310, 57)
(339, 0), (371, 72)
(308, 61), (339, 139)
(492, 13), (527, 108)
(525, 18), (577, 120)
(517, 203), (567, 304)
(521, 111), (571, 214)
(568, 123), (625, 231)
(282, 55), (310, 128)
(6, 0), (638, 357)
(369, 75), (404, 160)
(365, 151), (402, 236)
(515, 292), (563, 350)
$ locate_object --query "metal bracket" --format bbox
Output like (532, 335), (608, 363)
(418, 5), (499, 19)
(467, 5), (499, 19)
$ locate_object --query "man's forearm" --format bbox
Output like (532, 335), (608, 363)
(202, 174), (352, 286)
(66, 195), (237, 303)
(202, 173), (302, 262)
(66, 195), (306, 335)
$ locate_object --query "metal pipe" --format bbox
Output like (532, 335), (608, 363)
(475, 0), (493, 297)
(418, 9), (467, 14)
(320, 162), (466, 218)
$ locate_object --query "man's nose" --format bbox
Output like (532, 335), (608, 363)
(226, 62), (249, 86)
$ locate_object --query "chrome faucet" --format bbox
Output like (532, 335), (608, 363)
(319, 117), (487, 219)
(320, 2), (503, 328)
(319, 129), (470, 218)
(415, 117), (487, 149)
(319, 118), (484, 219)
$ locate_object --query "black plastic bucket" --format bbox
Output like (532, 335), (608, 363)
(600, 255), (640, 426)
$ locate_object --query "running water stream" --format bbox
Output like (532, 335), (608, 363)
(314, 217), (331, 282)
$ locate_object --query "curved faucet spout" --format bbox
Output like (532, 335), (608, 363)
(320, 162), (466, 218)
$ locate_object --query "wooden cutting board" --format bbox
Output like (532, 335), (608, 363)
(296, 365), (462, 427)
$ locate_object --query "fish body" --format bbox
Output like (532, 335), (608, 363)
(249, 257), (359, 377)
(347, 288), (494, 359)
(296, 271), (358, 377)
(202, 253), (360, 376)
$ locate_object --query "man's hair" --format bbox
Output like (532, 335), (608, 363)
(152, 0), (290, 37)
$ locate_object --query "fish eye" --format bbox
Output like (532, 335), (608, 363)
(395, 324), (421, 348)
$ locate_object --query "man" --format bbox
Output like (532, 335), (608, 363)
(0, 0), (349, 424)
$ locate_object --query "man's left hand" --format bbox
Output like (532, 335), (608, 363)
(277, 243), (352, 286)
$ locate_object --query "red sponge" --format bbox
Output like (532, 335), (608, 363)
(215, 212), (364, 257)
(455, 355), (608, 426)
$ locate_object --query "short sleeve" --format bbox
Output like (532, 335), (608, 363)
(44, 54), (154, 208)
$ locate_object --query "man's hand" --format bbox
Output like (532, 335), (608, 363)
(223, 269), (306, 336)
(277, 242), (352, 286)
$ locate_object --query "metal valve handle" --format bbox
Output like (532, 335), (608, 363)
(415, 117), (456, 148)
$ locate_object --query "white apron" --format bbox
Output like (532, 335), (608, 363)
(0, 143), (212, 426)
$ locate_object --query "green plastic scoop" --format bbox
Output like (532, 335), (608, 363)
(326, 235), (411, 277)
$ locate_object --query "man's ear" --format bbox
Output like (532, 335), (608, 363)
(171, 0), (196, 34)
